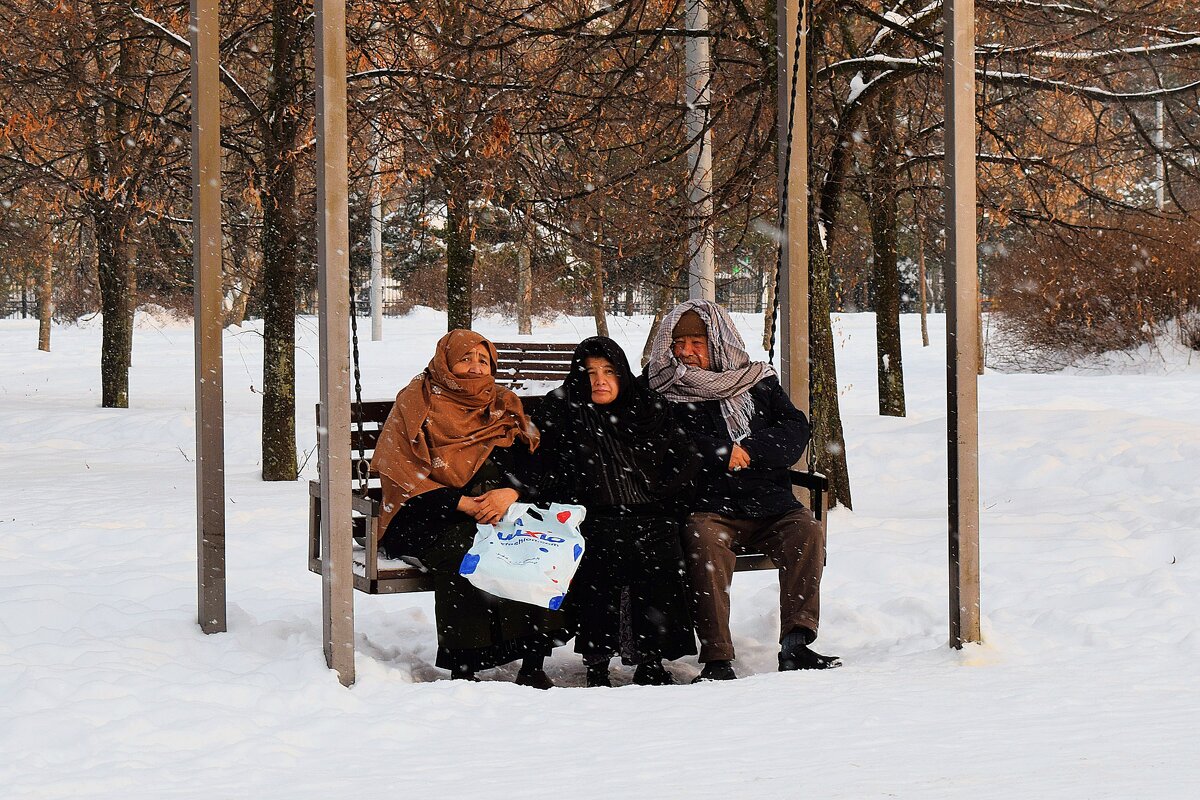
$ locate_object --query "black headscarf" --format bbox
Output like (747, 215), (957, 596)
(558, 336), (670, 442)
(540, 337), (695, 507)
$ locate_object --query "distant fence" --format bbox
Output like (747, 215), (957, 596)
(605, 273), (767, 316)
(320, 270), (770, 318)
(1, 293), (39, 320)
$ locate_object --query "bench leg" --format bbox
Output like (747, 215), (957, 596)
(366, 513), (379, 583)
(309, 493), (322, 570)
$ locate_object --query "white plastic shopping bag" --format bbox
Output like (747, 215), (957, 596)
(458, 502), (586, 610)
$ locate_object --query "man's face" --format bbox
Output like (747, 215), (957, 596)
(671, 334), (711, 370)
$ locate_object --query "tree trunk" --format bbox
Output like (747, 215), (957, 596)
(260, 172), (298, 480)
(225, 223), (258, 328)
(445, 183), (473, 330)
(517, 243), (532, 334)
(978, 297), (986, 375)
(94, 209), (134, 408)
(917, 221), (929, 347)
(591, 240), (609, 337)
(762, 257), (778, 351)
(258, 0), (303, 481)
(642, 262), (684, 366)
(225, 278), (255, 328)
(809, 233), (852, 510)
(38, 252), (53, 352)
(869, 89), (905, 417)
(807, 15), (851, 509)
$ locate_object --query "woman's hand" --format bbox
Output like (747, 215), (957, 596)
(460, 488), (520, 525)
(456, 494), (478, 516)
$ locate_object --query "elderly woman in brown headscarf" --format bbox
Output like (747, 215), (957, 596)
(372, 329), (567, 688)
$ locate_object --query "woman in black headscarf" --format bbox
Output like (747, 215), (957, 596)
(532, 336), (699, 687)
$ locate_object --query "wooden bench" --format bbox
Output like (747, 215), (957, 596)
(307, 341), (828, 594)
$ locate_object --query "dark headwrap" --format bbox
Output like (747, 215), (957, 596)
(558, 336), (670, 443)
(544, 336), (692, 506)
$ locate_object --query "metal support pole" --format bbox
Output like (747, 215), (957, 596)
(685, 0), (715, 301)
(777, 0), (809, 417)
(370, 152), (384, 341)
(315, 0), (355, 685)
(190, 0), (226, 635)
(944, 0), (981, 648)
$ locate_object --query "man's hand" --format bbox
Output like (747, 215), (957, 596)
(728, 443), (751, 472)
(461, 488), (520, 525)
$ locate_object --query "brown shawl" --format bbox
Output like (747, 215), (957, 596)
(371, 329), (540, 536)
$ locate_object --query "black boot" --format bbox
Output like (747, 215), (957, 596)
(585, 659), (612, 688)
(690, 659), (737, 683)
(516, 656), (555, 690)
(778, 631), (842, 671)
(450, 665), (479, 682)
(633, 660), (675, 686)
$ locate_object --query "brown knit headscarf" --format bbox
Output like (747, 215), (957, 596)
(371, 329), (539, 535)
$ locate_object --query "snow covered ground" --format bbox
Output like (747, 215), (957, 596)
(2, 309), (1197, 799)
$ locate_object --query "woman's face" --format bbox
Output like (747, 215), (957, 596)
(451, 343), (492, 378)
(584, 356), (620, 405)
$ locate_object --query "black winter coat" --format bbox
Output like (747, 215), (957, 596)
(531, 391), (699, 512)
(666, 375), (811, 518)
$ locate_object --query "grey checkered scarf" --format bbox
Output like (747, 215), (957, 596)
(646, 299), (776, 441)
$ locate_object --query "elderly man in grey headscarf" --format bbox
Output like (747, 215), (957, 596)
(646, 299), (840, 681)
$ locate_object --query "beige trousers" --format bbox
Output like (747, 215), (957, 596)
(683, 508), (825, 662)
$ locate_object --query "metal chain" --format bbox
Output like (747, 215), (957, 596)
(767, 4), (806, 365)
(765, 7), (819, 474)
(348, 259), (369, 496)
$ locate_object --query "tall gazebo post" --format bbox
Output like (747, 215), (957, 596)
(944, 0), (982, 647)
(777, 0), (810, 423)
(315, 0), (356, 685)
(190, 0), (226, 634)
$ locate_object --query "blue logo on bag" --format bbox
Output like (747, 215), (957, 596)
(459, 552), (480, 575)
(548, 594), (566, 611)
(496, 530), (565, 543)
(573, 544), (583, 561)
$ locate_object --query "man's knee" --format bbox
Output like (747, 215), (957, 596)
(770, 509), (825, 561)
(683, 513), (736, 553)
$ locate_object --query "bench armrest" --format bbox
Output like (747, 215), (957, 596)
(788, 469), (828, 494)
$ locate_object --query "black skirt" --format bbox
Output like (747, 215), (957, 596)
(380, 453), (570, 673)
(565, 505), (696, 663)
